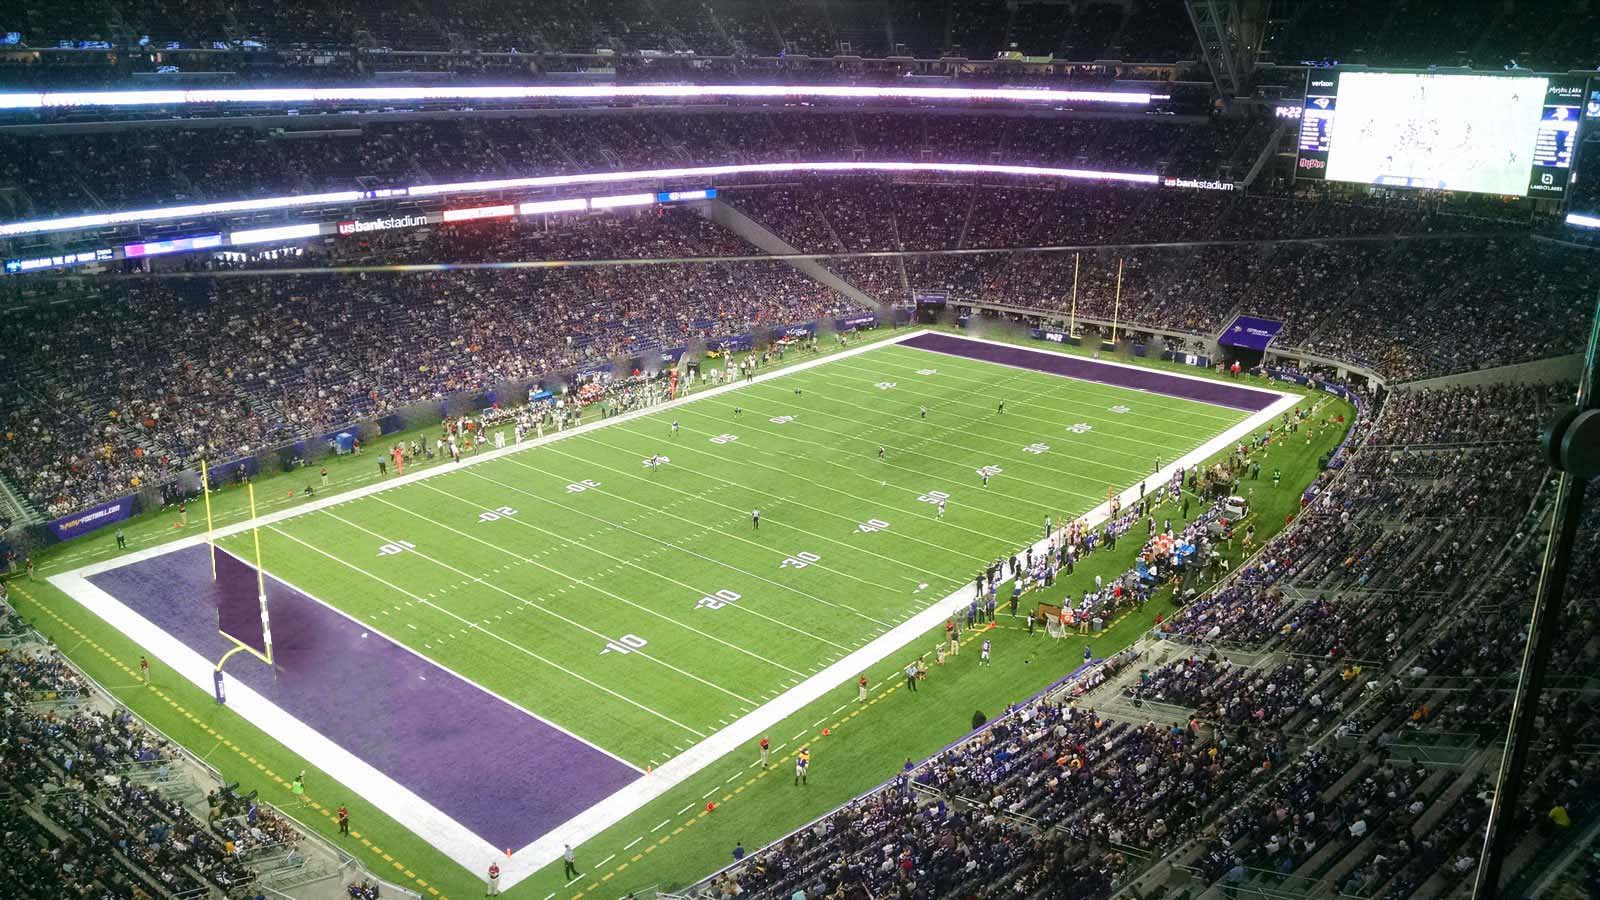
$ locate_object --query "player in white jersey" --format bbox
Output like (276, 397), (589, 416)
(936, 498), (946, 519)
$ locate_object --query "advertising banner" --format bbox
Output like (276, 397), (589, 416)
(1219, 315), (1285, 351)
(834, 314), (877, 331)
(48, 494), (136, 540)
(772, 323), (817, 340)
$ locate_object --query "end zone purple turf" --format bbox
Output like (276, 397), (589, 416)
(89, 544), (640, 851)
(899, 332), (1280, 412)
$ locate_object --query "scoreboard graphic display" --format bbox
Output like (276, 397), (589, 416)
(1296, 70), (1588, 198)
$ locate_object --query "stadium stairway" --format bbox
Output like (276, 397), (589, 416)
(705, 197), (882, 308)
(0, 470), (45, 528)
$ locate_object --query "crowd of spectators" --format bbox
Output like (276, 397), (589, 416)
(0, 635), (310, 897)
(0, 111), (1283, 220)
(0, 177), (1589, 520)
(0, 210), (866, 516)
(1260, 0), (1600, 72)
(688, 377), (1595, 899)
(8, 0), (1204, 61)
(11, 0), (1595, 72)
(890, 235), (1593, 382)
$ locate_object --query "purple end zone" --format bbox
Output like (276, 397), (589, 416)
(89, 544), (640, 851)
(899, 332), (1280, 412)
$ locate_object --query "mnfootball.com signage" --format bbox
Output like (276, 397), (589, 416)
(48, 494), (135, 540)
(336, 214), (431, 236)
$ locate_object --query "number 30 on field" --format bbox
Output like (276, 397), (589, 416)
(780, 551), (821, 569)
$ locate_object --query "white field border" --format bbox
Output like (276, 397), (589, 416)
(50, 328), (1299, 888)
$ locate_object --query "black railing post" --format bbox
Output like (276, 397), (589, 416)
(1474, 291), (1600, 898)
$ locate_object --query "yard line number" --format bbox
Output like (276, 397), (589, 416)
(695, 589), (742, 610)
(601, 634), (649, 655)
(779, 551), (821, 569)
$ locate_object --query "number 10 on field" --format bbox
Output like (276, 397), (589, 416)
(601, 634), (649, 655)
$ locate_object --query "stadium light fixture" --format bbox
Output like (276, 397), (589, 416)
(440, 204), (517, 223)
(228, 223), (322, 245)
(588, 192), (657, 209)
(124, 233), (224, 256)
(1568, 212), (1600, 229)
(518, 198), (589, 215)
(0, 83), (1158, 111)
(0, 161), (1160, 238)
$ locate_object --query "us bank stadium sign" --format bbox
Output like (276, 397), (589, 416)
(336, 214), (429, 236)
(1162, 177), (1237, 191)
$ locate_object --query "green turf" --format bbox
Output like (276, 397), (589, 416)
(208, 341), (1249, 767)
(7, 326), (1357, 900)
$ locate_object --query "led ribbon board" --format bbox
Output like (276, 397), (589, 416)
(0, 161), (1160, 238)
(0, 84), (1157, 111)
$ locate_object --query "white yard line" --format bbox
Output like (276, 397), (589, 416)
(489, 378), (1298, 887)
(511, 445), (962, 587)
(66, 328), (924, 582)
(659, 382), (1145, 509)
(264, 523), (710, 738)
(404, 480), (853, 655)
(903, 331), (1285, 413)
(762, 360), (1214, 475)
(46, 569), (503, 875)
(49, 328), (1301, 890)
(458, 468), (900, 630)
(344, 496), (809, 685)
(567, 431), (1002, 561)
(834, 351), (1247, 426)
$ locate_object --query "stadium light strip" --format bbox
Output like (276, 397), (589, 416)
(1568, 212), (1600, 229)
(0, 161), (1159, 238)
(229, 222), (323, 245)
(0, 83), (1156, 111)
(589, 192), (657, 209)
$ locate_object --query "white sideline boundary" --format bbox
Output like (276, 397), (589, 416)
(51, 328), (1299, 888)
(46, 570), (500, 870)
(66, 326), (920, 581)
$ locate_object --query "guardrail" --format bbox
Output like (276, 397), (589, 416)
(1176, 863), (1329, 899)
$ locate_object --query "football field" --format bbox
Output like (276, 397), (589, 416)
(52, 330), (1294, 886)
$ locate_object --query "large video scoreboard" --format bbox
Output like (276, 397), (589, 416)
(1296, 70), (1588, 199)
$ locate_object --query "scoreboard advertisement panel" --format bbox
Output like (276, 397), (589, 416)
(1295, 70), (1588, 198)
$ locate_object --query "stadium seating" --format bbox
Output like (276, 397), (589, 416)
(679, 380), (1591, 899)
(0, 177), (1591, 520)
(0, 210), (864, 515)
(0, 111), (1274, 220)
(7, 0), (1198, 60)
(9, 0), (1594, 70)
(0, 627), (331, 897)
